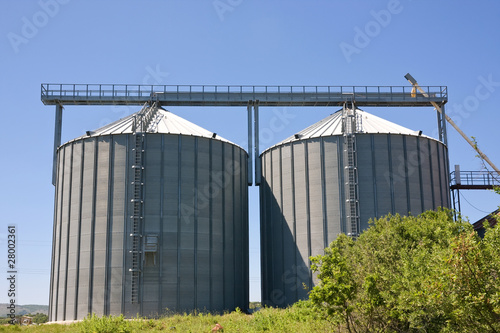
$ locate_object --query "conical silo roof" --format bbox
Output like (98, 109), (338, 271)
(265, 108), (430, 151)
(72, 106), (236, 145)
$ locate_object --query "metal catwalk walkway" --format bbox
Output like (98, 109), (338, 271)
(450, 170), (500, 190)
(41, 84), (447, 107)
(450, 169), (500, 216)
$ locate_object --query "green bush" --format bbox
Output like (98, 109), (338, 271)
(310, 209), (500, 332)
(32, 313), (49, 324)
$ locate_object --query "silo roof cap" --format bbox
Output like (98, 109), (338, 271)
(265, 108), (432, 151)
(72, 107), (238, 146)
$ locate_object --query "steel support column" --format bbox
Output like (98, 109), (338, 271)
(247, 101), (253, 186)
(254, 101), (261, 185)
(441, 104), (448, 146)
(437, 109), (443, 144)
(452, 188), (461, 220)
(441, 103), (451, 208)
(437, 103), (448, 146)
(52, 103), (63, 185)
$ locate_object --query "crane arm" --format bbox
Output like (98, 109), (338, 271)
(404, 73), (500, 174)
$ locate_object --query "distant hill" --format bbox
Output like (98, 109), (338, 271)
(0, 304), (48, 317)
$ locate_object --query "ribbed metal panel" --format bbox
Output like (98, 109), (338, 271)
(78, 139), (96, 319)
(109, 136), (126, 316)
(280, 144), (296, 305)
(50, 133), (248, 321)
(57, 146), (71, 318)
(356, 135), (375, 230)
(260, 133), (449, 307)
(291, 142), (310, 302)
(307, 140), (324, 267)
(65, 141), (81, 319)
(323, 137), (342, 239)
(161, 135), (179, 311)
(196, 138), (211, 310)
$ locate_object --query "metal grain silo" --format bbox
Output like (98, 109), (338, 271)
(49, 104), (249, 321)
(260, 107), (450, 307)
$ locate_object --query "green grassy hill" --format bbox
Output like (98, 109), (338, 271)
(0, 304), (48, 317)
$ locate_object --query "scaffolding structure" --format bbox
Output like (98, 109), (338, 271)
(42, 83), (449, 187)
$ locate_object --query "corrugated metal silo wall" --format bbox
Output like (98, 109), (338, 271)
(260, 134), (449, 307)
(49, 133), (249, 322)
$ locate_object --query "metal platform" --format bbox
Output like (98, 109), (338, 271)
(450, 170), (500, 190)
(41, 84), (447, 107)
(450, 170), (500, 216)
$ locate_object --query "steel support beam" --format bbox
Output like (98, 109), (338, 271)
(52, 104), (63, 185)
(41, 84), (447, 107)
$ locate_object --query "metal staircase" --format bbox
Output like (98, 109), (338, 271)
(129, 102), (158, 303)
(342, 102), (360, 238)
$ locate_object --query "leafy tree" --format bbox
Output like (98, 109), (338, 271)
(32, 312), (48, 324)
(445, 225), (500, 332)
(310, 209), (500, 332)
(309, 235), (356, 330)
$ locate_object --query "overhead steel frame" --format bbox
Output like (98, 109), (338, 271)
(41, 83), (448, 186)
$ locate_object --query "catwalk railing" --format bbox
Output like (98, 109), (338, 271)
(450, 170), (500, 189)
(41, 84), (447, 107)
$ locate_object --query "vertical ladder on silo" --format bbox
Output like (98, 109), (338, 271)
(128, 102), (160, 303)
(130, 131), (144, 304)
(343, 102), (360, 239)
(128, 102), (153, 304)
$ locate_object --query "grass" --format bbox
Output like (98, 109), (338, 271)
(0, 302), (334, 332)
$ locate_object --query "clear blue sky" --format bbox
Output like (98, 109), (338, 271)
(1, 0), (499, 305)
